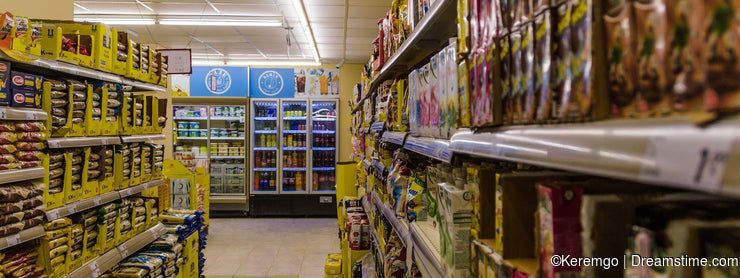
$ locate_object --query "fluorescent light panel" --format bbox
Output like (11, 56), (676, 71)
(73, 3), (91, 12)
(76, 18), (155, 25)
(159, 19), (281, 27)
(135, 0), (155, 12)
(192, 59), (321, 66)
(205, 0), (221, 14)
(291, 0), (320, 63)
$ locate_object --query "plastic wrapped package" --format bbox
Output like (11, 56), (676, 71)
(0, 133), (17, 144)
(50, 90), (66, 99)
(44, 218), (72, 230)
(14, 122), (45, 132)
(51, 108), (66, 117)
(47, 79), (67, 90)
(18, 161), (41, 168)
(0, 122), (15, 132)
(16, 132), (46, 142)
(51, 99), (68, 108)
(15, 142), (45, 151)
(0, 154), (16, 164)
(65, 79), (86, 91)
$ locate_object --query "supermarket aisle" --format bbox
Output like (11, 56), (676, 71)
(203, 218), (340, 278)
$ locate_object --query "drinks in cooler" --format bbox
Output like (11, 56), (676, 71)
(310, 100), (338, 192)
(252, 101), (279, 193)
(281, 101), (308, 193)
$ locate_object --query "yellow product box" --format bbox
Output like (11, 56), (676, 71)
(97, 220), (116, 254)
(40, 23), (78, 65)
(118, 92), (133, 135)
(81, 225), (100, 264)
(64, 152), (84, 203)
(113, 31), (136, 76)
(42, 21), (116, 72)
(137, 44), (153, 82)
(131, 94), (145, 134)
(113, 144), (132, 190)
(42, 81), (72, 138)
(44, 156), (65, 209)
(39, 227), (71, 278)
(181, 231), (200, 259)
(84, 84), (105, 137)
(101, 85), (119, 136)
(9, 16), (42, 56)
(81, 147), (100, 199)
(115, 214), (133, 246)
(324, 253), (341, 275)
(66, 83), (91, 137)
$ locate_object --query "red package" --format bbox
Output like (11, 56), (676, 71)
(0, 144), (17, 154)
(0, 132), (17, 144)
(0, 122), (15, 132)
(16, 132), (46, 142)
(0, 163), (18, 170)
(14, 142), (45, 151)
(18, 161), (40, 168)
(14, 151), (43, 161)
(0, 154), (16, 164)
(14, 122), (45, 132)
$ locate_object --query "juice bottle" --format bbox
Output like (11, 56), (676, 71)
(260, 134), (265, 147)
(292, 152), (298, 167)
(296, 172), (303, 190)
(313, 171), (319, 190)
(269, 172), (275, 188)
(255, 152), (261, 167)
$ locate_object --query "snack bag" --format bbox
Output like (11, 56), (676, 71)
(668, 0), (706, 112)
(561, 0), (592, 120)
(535, 10), (553, 122)
(510, 29), (523, 124)
(521, 20), (536, 123)
(551, 1), (573, 121)
(605, 0), (639, 117)
(634, 0), (671, 116)
(500, 34), (513, 124)
(459, 58), (471, 127)
(702, 0), (740, 112)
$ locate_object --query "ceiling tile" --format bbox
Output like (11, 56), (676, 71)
(348, 6), (389, 18)
(304, 0), (344, 5)
(316, 36), (345, 44)
(348, 0), (392, 7)
(306, 5), (344, 18)
(313, 28), (344, 37)
(347, 18), (379, 29)
(317, 44), (345, 50)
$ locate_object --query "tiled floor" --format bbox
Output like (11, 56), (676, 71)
(203, 218), (340, 278)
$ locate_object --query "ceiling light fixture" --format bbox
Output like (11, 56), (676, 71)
(205, 0), (221, 14)
(192, 59), (321, 67)
(135, 0), (155, 12)
(291, 0), (320, 63)
(75, 17), (156, 25)
(160, 19), (281, 27)
(73, 3), (91, 12)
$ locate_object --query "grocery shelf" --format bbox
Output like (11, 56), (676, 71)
(362, 159), (371, 173)
(254, 130), (278, 134)
(372, 193), (409, 247)
(409, 221), (444, 278)
(404, 136), (452, 163)
(282, 130), (307, 134)
(473, 239), (539, 276)
(313, 147), (336, 151)
(66, 223), (167, 278)
(47, 179), (165, 220)
(0, 50), (166, 93)
(177, 137), (208, 140)
(46, 191), (120, 221)
(120, 134), (166, 143)
(48, 136), (121, 148)
(0, 225), (44, 251)
(254, 168), (277, 171)
(254, 117), (278, 121)
(0, 167), (45, 185)
(365, 0), (456, 95)
(210, 116), (245, 121)
(195, 155), (208, 159)
(119, 179), (166, 198)
(361, 195), (385, 263)
(0, 107), (47, 121)
(253, 147), (277, 151)
(313, 167), (336, 171)
(450, 115), (740, 196)
(210, 137), (245, 141)
(313, 117), (336, 122)
(284, 167), (307, 171)
(381, 131), (408, 145)
(211, 156), (245, 159)
(312, 130), (335, 134)
(173, 117), (207, 121)
(371, 122), (385, 132)
(211, 195), (248, 204)
(284, 147), (307, 151)
(284, 116), (307, 120)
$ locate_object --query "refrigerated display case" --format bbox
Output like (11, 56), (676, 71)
(173, 102), (248, 212)
(249, 99), (338, 216)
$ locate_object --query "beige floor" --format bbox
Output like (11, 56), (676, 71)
(203, 218), (340, 278)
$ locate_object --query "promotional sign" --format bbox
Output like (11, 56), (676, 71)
(190, 66), (248, 97)
(249, 68), (296, 98)
(158, 49), (192, 74)
(294, 68), (339, 98)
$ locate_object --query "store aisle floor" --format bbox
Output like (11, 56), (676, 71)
(203, 218), (340, 278)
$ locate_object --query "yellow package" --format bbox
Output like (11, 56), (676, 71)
(324, 253), (341, 275)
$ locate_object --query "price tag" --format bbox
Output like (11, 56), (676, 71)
(123, 188), (133, 197)
(68, 204), (78, 214)
(101, 138), (109, 145)
(92, 197), (102, 206)
(151, 230), (159, 241)
(89, 261), (100, 278)
(640, 134), (734, 192)
(48, 140), (60, 148)
(25, 113), (37, 120)
(5, 234), (20, 247)
(0, 108), (7, 119)
(47, 210), (60, 220)
(117, 245), (129, 257)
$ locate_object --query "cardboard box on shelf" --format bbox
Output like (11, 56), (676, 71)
(0, 61), (10, 106)
(10, 71), (42, 108)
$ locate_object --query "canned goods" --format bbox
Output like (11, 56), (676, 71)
(189, 122), (199, 129)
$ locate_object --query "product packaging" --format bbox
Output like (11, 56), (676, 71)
(520, 20), (536, 123)
(472, 49), (493, 126)
(605, 0), (639, 118)
(538, 182), (584, 277)
(488, 37), (504, 126)
(9, 71), (41, 108)
(500, 34), (513, 124)
(560, 0), (592, 121)
(409, 69), (420, 136)
(459, 59), (471, 127)
(550, 1), (573, 122)
(668, 0), (705, 113)
(433, 50), (445, 138)
(446, 41), (459, 136)
(438, 182), (473, 278)
(458, 0), (471, 55)
(702, 0), (740, 112)
(0, 61), (10, 106)
(634, 0), (671, 117)
(510, 29), (523, 124)
(534, 10), (552, 122)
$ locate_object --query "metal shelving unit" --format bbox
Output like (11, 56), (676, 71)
(0, 167), (46, 185)
(0, 226), (45, 251)
(0, 107), (47, 121)
(48, 136), (121, 149)
(404, 136), (452, 163)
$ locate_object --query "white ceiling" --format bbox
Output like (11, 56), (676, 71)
(73, 0), (390, 64)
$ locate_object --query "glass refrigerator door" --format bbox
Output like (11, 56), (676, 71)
(252, 100), (279, 194)
(310, 100), (338, 193)
(208, 105), (247, 195)
(172, 105), (211, 187)
(281, 100), (309, 193)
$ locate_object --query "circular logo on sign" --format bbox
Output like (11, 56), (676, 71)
(204, 68), (231, 95)
(258, 70), (284, 96)
(12, 76), (23, 86)
(14, 94), (24, 103)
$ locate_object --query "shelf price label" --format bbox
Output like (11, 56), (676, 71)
(117, 245), (129, 257)
(5, 234), (20, 247)
(640, 134), (734, 192)
(89, 260), (100, 278)
(0, 108), (7, 119)
(25, 113), (37, 120)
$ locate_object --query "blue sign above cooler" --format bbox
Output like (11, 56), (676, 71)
(248, 68), (296, 98)
(190, 66), (249, 97)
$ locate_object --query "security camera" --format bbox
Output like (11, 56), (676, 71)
(336, 59), (345, 69)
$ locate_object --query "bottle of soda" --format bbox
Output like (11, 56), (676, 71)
(255, 152), (261, 167)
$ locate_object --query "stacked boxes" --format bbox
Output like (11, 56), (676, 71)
(438, 183), (473, 278)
